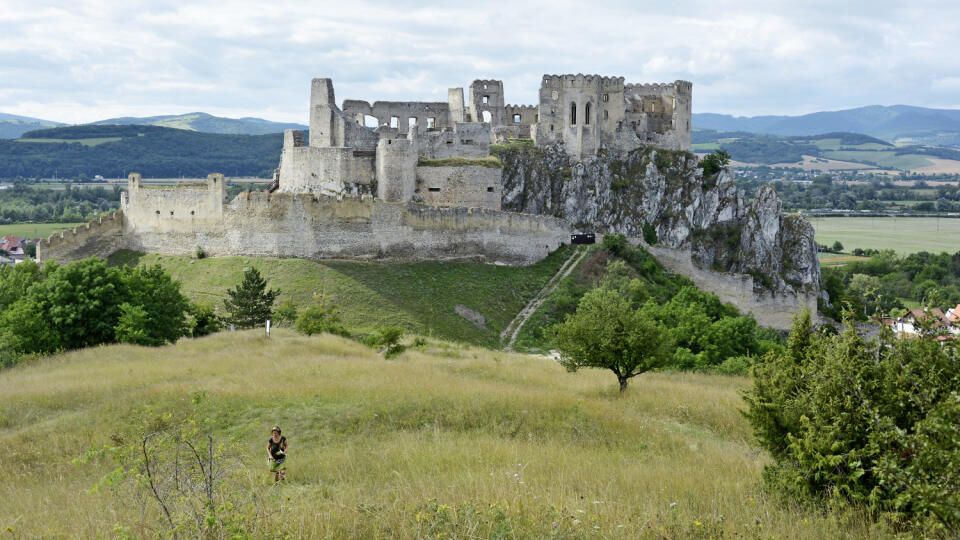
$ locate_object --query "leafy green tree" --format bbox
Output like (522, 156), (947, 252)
(273, 297), (299, 327)
(553, 288), (673, 393)
(831, 241), (844, 253)
(120, 264), (190, 345)
(114, 303), (152, 345)
(35, 257), (125, 349)
(223, 268), (279, 329)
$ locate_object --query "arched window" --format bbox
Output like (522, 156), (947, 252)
(585, 102), (591, 125)
(570, 102), (577, 125)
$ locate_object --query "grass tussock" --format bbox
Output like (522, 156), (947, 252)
(0, 330), (881, 537)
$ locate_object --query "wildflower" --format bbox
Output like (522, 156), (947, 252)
(694, 520), (702, 527)
(669, 502), (678, 508)
(572, 519), (580, 525)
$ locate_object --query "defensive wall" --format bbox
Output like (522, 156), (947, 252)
(115, 191), (568, 266)
(642, 242), (818, 330)
(38, 211), (126, 263)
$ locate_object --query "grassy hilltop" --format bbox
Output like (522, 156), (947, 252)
(0, 330), (877, 537)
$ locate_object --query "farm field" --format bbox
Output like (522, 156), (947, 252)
(811, 216), (960, 254)
(0, 222), (83, 239)
(817, 253), (870, 267)
(0, 330), (880, 538)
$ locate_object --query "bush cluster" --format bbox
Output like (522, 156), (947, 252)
(744, 310), (960, 534)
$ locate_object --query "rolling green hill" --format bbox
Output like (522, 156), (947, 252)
(693, 129), (960, 171)
(0, 329), (880, 537)
(0, 125), (281, 179)
(0, 112), (63, 139)
(88, 111), (307, 135)
(695, 105), (960, 146)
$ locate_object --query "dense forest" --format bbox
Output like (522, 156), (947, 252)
(0, 184), (122, 223)
(0, 125), (282, 179)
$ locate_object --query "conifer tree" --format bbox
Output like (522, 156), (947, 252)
(223, 268), (279, 329)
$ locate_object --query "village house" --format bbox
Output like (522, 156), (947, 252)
(886, 305), (960, 338)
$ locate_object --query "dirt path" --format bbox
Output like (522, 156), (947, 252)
(500, 246), (590, 350)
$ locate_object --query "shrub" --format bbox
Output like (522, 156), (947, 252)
(364, 326), (406, 358)
(743, 309), (960, 533)
(187, 301), (221, 338)
(295, 294), (349, 337)
(273, 297), (298, 327)
(194, 245), (206, 259)
(641, 221), (658, 245)
(701, 149), (731, 176)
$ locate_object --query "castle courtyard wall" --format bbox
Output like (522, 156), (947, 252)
(415, 165), (502, 210)
(38, 211), (127, 263)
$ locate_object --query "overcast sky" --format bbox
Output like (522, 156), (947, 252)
(2, 0), (959, 124)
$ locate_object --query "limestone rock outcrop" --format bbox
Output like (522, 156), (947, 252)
(497, 144), (820, 296)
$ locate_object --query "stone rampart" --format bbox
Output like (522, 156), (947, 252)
(38, 211), (127, 263)
(121, 193), (568, 266)
(643, 242), (818, 330)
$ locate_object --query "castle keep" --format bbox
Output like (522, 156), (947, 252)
(38, 74), (692, 267)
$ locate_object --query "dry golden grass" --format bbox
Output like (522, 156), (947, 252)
(0, 330), (883, 538)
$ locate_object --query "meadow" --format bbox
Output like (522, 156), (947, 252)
(0, 221), (83, 239)
(109, 247), (575, 347)
(0, 330), (881, 538)
(811, 216), (960, 254)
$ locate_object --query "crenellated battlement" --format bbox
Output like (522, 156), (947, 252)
(40, 210), (124, 247)
(541, 74), (626, 86)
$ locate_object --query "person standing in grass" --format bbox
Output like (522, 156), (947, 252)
(267, 426), (287, 482)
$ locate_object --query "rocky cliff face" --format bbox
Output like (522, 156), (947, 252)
(496, 144), (820, 296)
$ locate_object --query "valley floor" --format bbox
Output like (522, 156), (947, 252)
(0, 330), (881, 538)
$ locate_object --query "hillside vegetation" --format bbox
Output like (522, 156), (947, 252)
(0, 330), (879, 537)
(0, 125), (281, 179)
(109, 247), (574, 347)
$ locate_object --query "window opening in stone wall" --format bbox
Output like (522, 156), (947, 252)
(482, 95), (489, 104)
(428, 187), (441, 192)
(602, 93), (609, 102)
(482, 111), (492, 123)
(513, 114), (521, 123)
(170, 211), (174, 216)
(483, 84), (488, 90)
(570, 102), (577, 125)
(390, 116), (399, 128)
(190, 210), (195, 215)
(462, 139), (474, 145)
(550, 124), (554, 131)
(427, 117), (436, 128)
(487, 187), (494, 192)
(363, 115), (378, 128)
(604, 110), (609, 120)
(408, 117), (417, 128)
(585, 102), (591, 125)
(535, 114), (539, 122)
(155, 210), (160, 215)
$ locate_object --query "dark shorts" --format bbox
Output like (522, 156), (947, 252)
(270, 457), (286, 472)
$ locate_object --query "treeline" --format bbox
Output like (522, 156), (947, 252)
(0, 183), (122, 223)
(734, 175), (960, 212)
(694, 130), (893, 165)
(0, 125), (282, 179)
(821, 249), (960, 320)
(0, 258), (220, 367)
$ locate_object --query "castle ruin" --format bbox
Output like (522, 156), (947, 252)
(38, 74), (692, 267)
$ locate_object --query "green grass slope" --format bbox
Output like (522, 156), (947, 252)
(0, 330), (878, 537)
(112, 246), (574, 347)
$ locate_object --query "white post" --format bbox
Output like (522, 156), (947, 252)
(266, 319), (271, 337)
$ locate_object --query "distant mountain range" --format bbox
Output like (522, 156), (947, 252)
(0, 113), (63, 139)
(0, 112), (307, 139)
(694, 105), (960, 146)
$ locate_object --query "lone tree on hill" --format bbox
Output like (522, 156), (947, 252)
(553, 288), (673, 393)
(223, 267), (279, 329)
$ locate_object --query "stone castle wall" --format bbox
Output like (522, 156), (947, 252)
(415, 165), (502, 210)
(38, 211), (127, 263)
(118, 192), (567, 266)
